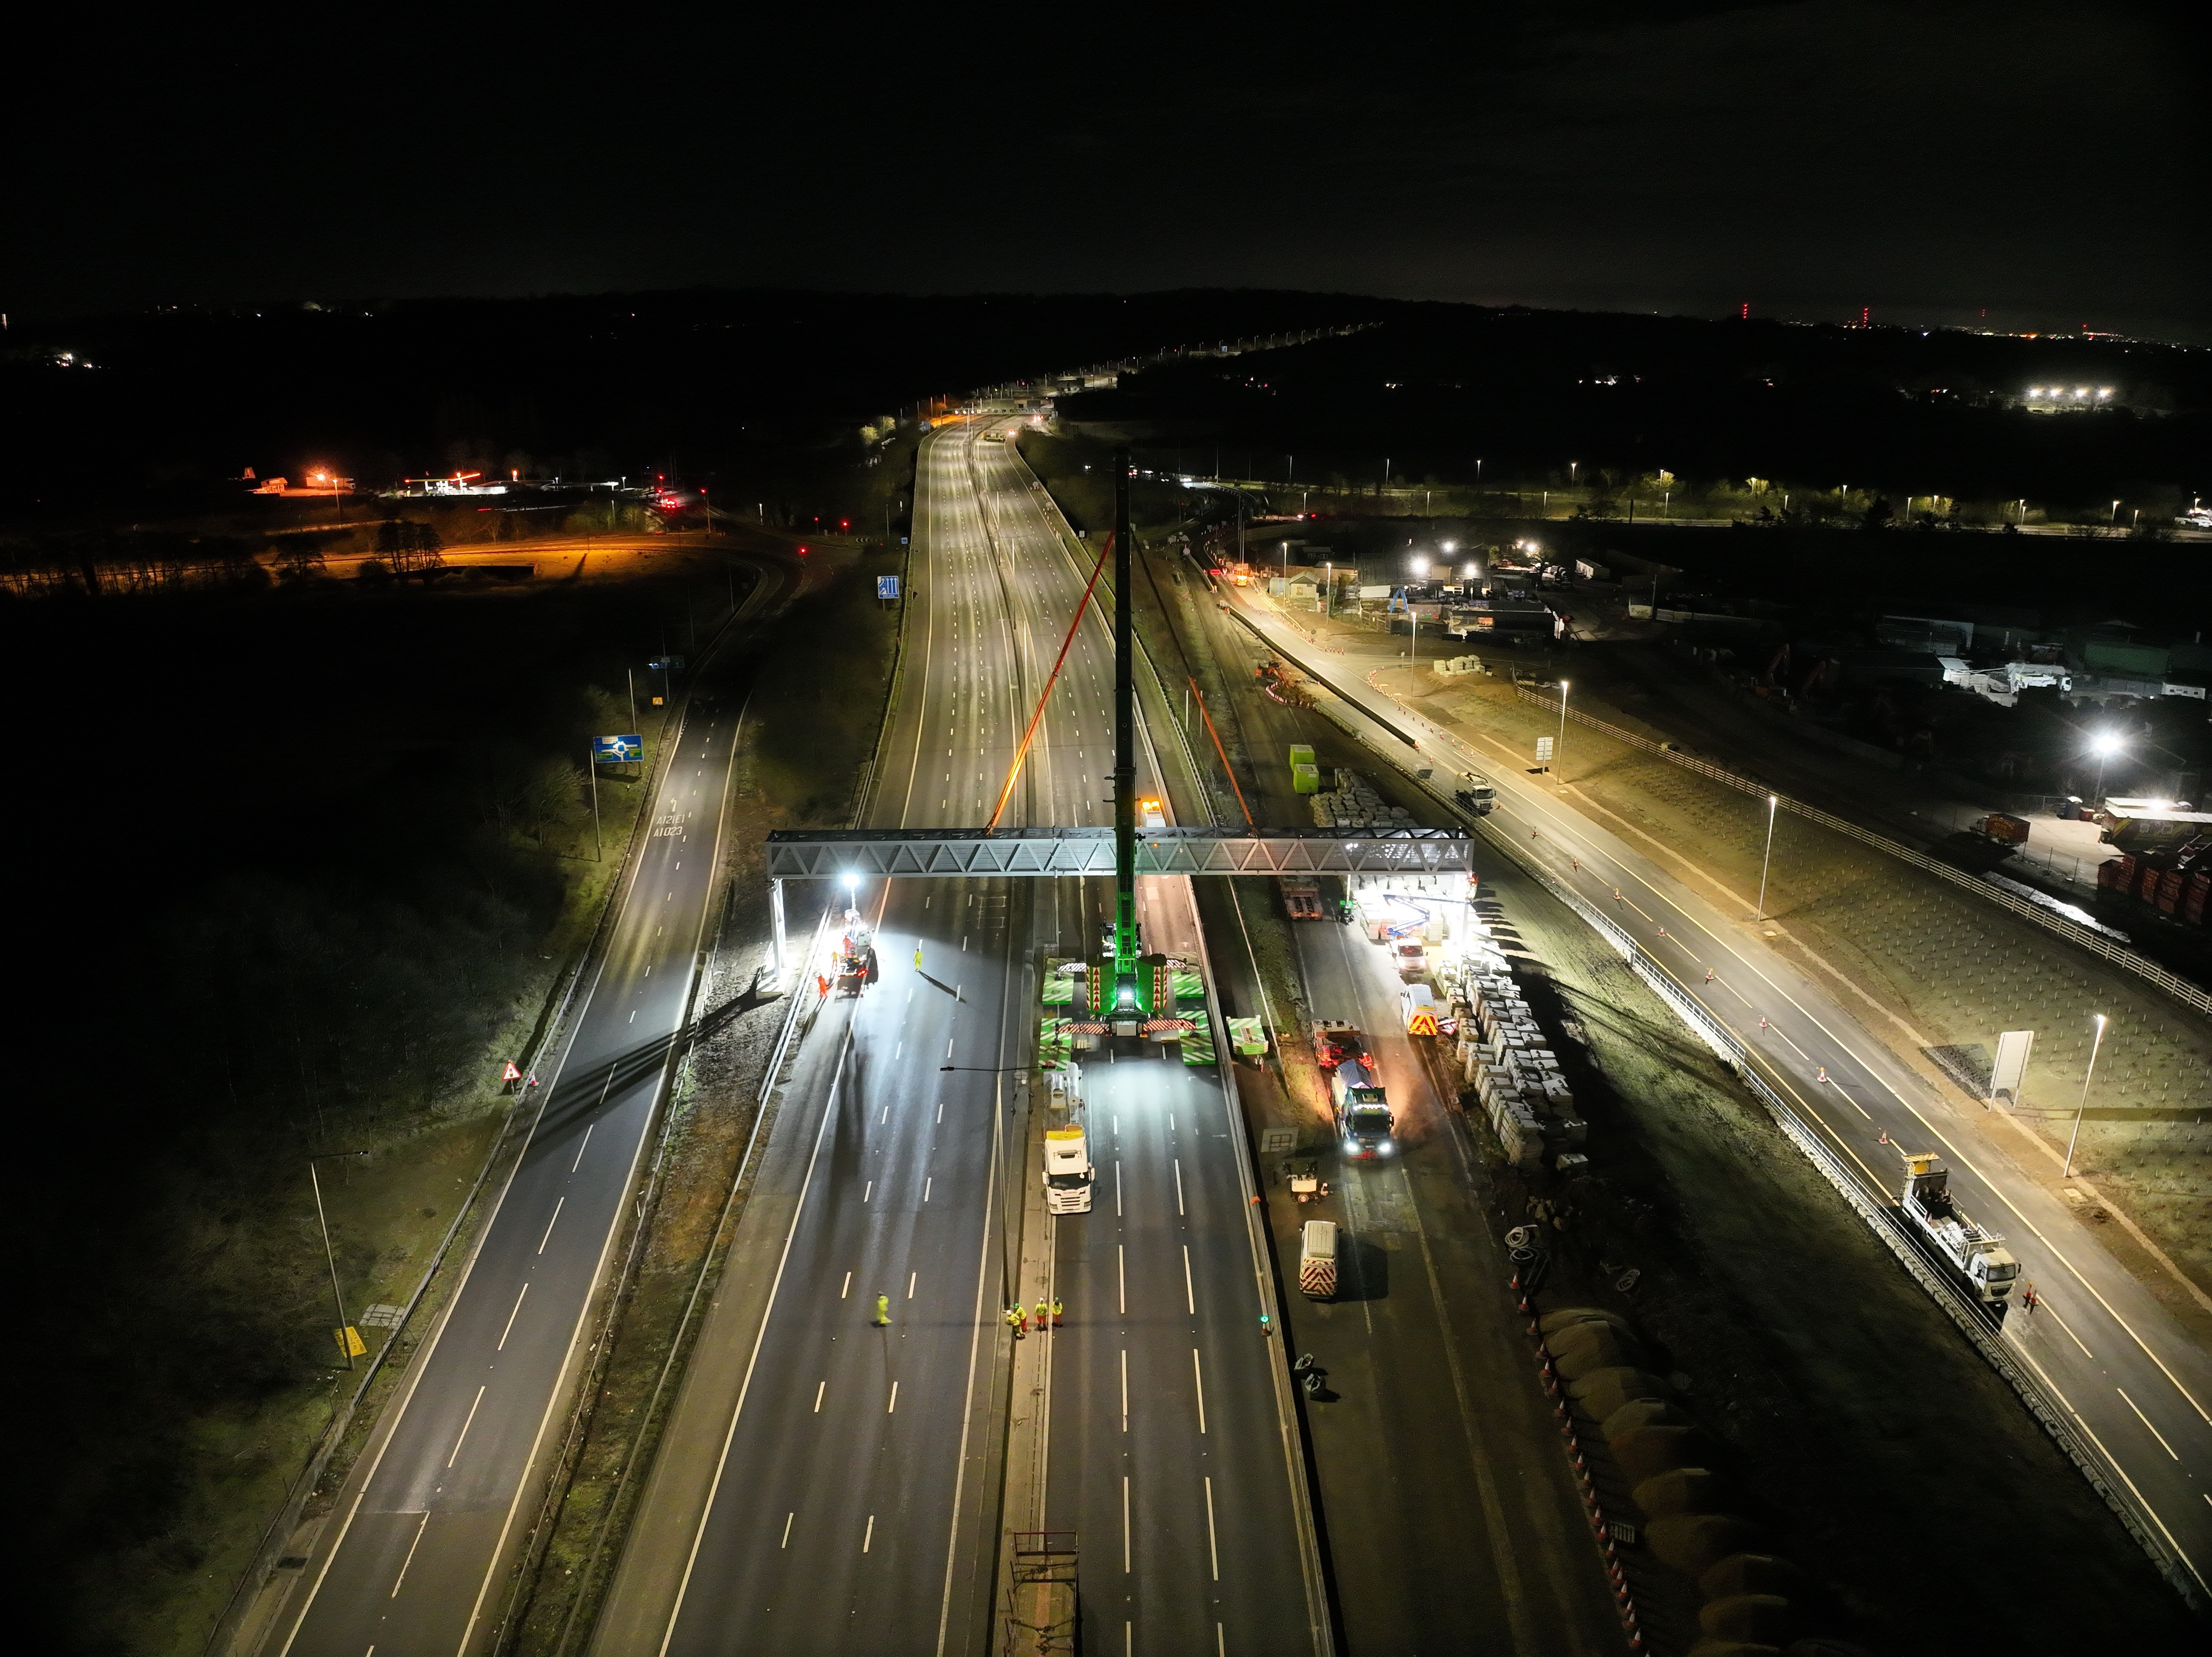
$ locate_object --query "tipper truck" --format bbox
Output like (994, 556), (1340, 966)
(1043, 1126), (1094, 1214)
(1900, 1153), (2020, 1312)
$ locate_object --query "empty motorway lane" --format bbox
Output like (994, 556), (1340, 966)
(270, 563), (783, 1657)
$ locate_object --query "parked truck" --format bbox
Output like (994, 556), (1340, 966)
(1043, 1126), (1094, 1214)
(1972, 812), (2031, 847)
(1453, 772), (1498, 815)
(832, 909), (879, 997)
(1279, 875), (1324, 920)
(1331, 1053), (1396, 1159)
(1299, 1220), (1339, 1298)
(1900, 1153), (2021, 1312)
(1311, 1019), (1363, 1072)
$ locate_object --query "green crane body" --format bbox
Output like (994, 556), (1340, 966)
(1110, 447), (1146, 1017)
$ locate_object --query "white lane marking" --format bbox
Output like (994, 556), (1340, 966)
(888, 1381), (899, 1413)
(389, 1510), (431, 1598)
(1122, 1476), (1131, 1573)
(1120, 1348), (1129, 1432)
(1183, 1246), (1196, 1315)
(946, 1037), (955, 1059)
(781, 1512), (794, 1549)
(1204, 1476), (1220, 1580)
(864, 1180), (873, 1203)
(1174, 1159), (1186, 1216)
(936, 1101), (943, 1123)
(1217, 1625), (1226, 1656)
(537, 1198), (564, 1254)
(1118, 1244), (1126, 1315)
(841, 1272), (852, 1299)
(570, 1122), (594, 1173)
(897, 1042), (904, 1059)
(1193, 1349), (1208, 1434)
(880, 1106), (889, 1124)
(813, 1381), (825, 1413)
(496, 1283), (530, 1351)
(2119, 1388), (2181, 1460)
(908, 1271), (918, 1298)
(446, 1385), (487, 1469)
(1116, 1161), (1122, 1217)
(863, 1514), (876, 1553)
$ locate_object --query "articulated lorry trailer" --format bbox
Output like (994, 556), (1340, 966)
(1900, 1153), (2021, 1313)
(1043, 1126), (1094, 1214)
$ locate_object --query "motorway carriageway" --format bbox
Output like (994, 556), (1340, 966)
(594, 420), (1318, 1654)
(270, 560), (786, 1657)
(1230, 587), (2212, 1603)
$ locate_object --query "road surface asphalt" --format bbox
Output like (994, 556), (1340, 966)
(270, 558), (787, 1656)
(1232, 586), (2212, 1607)
(598, 420), (1319, 1655)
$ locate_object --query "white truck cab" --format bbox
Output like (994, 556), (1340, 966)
(1043, 1127), (1094, 1213)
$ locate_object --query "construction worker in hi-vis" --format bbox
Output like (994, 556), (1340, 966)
(1050, 1298), (1064, 1328)
(873, 1293), (890, 1327)
(1006, 1304), (1026, 1338)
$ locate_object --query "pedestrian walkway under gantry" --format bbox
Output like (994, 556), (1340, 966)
(759, 826), (1475, 968)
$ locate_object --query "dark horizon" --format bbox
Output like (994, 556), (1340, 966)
(7, 4), (2201, 341)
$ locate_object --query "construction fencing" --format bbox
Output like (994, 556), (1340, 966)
(1512, 683), (2212, 1022)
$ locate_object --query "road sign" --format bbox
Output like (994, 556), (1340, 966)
(502, 1060), (522, 1081)
(333, 1326), (366, 1359)
(1535, 736), (1554, 763)
(877, 576), (902, 600)
(648, 656), (685, 672)
(592, 734), (644, 764)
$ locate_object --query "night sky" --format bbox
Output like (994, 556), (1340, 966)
(9, 3), (2201, 338)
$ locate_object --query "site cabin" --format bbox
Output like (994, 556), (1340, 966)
(1899, 1153), (2020, 1310)
(1043, 1127), (1094, 1214)
(1331, 1054), (1395, 1159)
(1299, 1220), (1339, 1298)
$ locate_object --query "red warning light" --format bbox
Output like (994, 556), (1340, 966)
(797, 545), (809, 556)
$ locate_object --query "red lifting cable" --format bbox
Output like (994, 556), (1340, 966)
(987, 533), (1113, 832)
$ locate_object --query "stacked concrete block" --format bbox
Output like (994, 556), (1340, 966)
(1462, 950), (1590, 1170)
(1307, 768), (1417, 830)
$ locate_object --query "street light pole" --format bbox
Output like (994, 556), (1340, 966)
(2064, 1014), (2109, 1178)
(588, 743), (602, 861)
(310, 1151), (369, 1370)
(1757, 793), (1778, 921)
(1556, 680), (1570, 774)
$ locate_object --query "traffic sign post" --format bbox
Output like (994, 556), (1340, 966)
(1535, 736), (1554, 771)
(877, 575), (901, 601)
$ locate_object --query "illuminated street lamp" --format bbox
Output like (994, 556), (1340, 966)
(2091, 733), (2122, 804)
(1757, 794), (1778, 921)
(1408, 555), (1429, 661)
(1555, 679), (1570, 774)
(2064, 1014), (2109, 1178)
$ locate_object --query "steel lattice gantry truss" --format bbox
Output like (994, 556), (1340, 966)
(765, 826), (1474, 879)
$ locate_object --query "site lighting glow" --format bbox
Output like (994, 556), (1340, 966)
(1410, 556), (1430, 577)
(2092, 734), (2122, 756)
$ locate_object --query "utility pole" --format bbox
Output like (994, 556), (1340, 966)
(588, 743), (602, 860)
(627, 668), (637, 728)
(2065, 1014), (2109, 1177)
(310, 1151), (369, 1370)
(1556, 680), (1570, 774)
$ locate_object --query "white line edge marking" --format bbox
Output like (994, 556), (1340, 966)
(388, 1511), (430, 1599)
(536, 1196), (564, 1254)
(863, 1513), (876, 1553)
(445, 1385), (486, 1469)
(569, 1121), (594, 1173)
(1184, 1244), (1196, 1314)
(888, 1381), (899, 1413)
(1193, 1348), (1207, 1434)
(1120, 1348), (1128, 1431)
(1174, 1157), (1186, 1216)
(781, 1511), (794, 1549)
(1205, 1474), (1220, 1580)
(1122, 1475), (1131, 1573)
(2119, 1387), (2181, 1461)
(496, 1283), (529, 1351)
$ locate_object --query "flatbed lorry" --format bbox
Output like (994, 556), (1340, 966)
(1043, 1126), (1094, 1214)
(1900, 1153), (2020, 1313)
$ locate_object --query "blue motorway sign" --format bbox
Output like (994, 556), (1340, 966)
(593, 734), (644, 764)
(877, 576), (902, 600)
(648, 656), (686, 672)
